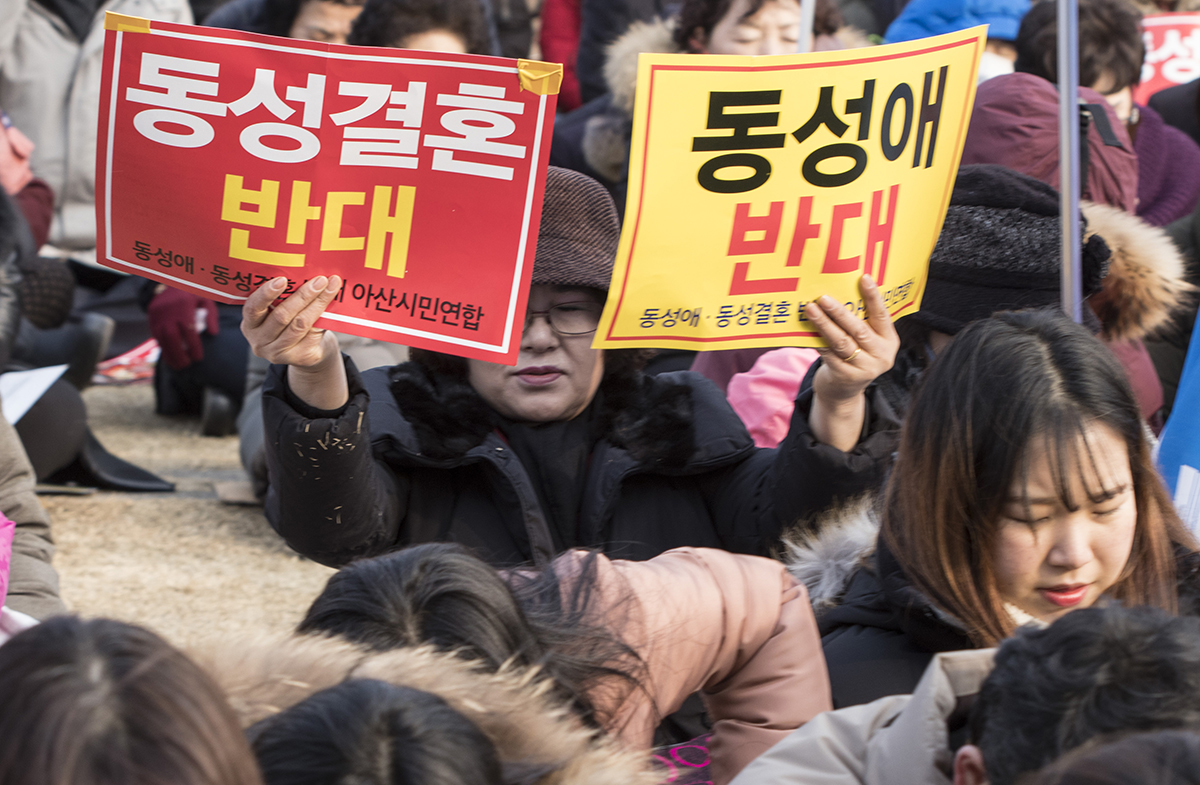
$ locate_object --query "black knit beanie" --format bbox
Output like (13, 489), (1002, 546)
(909, 164), (1111, 335)
(532, 167), (619, 292)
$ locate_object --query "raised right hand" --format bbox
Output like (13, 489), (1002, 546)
(241, 275), (342, 368)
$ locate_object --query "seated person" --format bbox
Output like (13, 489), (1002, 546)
(783, 310), (1198, 708)
(0, 616), (261, 785)
(236, 0), (490, 497)
(345, 0), (490, 52)
(1014, 0), (1200, 227)
(297, 542), (832, 784)
(732, 604), (1200, 785)
(242, 167), (901, 567)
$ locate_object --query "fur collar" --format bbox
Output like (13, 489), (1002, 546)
(1084, 200), (1197, 341)
(190, 635), (659, 785)
(782, 496), (880, 608)
(384, 362), (698, 470)
(604, 18), (680, 117)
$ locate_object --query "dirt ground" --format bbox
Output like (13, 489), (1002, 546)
(43, 383), (335, 646)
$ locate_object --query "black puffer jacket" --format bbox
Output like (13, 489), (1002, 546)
(817, 539), (974, 709)
(786, 506), (1200, 709)
(262, 357), (899, 568)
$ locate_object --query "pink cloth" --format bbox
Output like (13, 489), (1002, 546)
(554, 547), (832, 785)
(0, 512), (13, 607)
(727, 349), (821, 448)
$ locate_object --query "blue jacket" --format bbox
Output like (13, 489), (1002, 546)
(884, 0), (1029, 43)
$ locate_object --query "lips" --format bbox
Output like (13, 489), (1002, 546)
(514, 365), (563, 386)
(1038, 584), (1091, 608)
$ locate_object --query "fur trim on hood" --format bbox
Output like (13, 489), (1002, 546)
(604, 18), (678, 117)
(1084, 200), (1197, 341)
(782, 497), (880, 608)
(189, 635), (658, 785)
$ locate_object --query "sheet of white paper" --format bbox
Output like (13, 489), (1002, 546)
(0, 365), (67, 424)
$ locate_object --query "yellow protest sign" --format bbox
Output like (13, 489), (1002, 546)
(594, 27), (985, 351)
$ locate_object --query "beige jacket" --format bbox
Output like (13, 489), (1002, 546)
(0, 406), (63, 619)
(728, 649), (996, 785)
(568, 548), (832, 785)
(194, 636), (660, 785)
(0, 0), (192, 252)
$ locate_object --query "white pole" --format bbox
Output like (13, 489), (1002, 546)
(1058, 0), (1082, 322)
(798, 0), (816, 53)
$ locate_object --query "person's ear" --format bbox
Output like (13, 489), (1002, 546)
(954, 745), (989, 785)
(687, 28), (709, 53)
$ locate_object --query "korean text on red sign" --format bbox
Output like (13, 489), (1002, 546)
(96, 13), (561, 363)
(1135, 13), (1200, 104)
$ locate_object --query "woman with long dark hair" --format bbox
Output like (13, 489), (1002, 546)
(786, 309), (1198, 708)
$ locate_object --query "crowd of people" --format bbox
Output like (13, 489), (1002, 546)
(4, 0), (1200, 782)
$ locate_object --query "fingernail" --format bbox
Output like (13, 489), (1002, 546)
(325, 275), (341, 291)
(311, 276), (328, 290)
(819, 295), (836, 307)
(862, 274), (876, 288)
(269, 277), (286, 291)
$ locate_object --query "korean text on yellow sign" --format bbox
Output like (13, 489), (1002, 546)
(595, 27), (985, 351)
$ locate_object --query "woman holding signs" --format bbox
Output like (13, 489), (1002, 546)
(242, 167), (899, 568)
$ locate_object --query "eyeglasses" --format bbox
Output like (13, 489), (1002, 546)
(524, 301), (604, 336)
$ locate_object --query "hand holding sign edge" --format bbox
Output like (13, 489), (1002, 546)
(805, 274), (900, 452)
(241, 275), (350, 411)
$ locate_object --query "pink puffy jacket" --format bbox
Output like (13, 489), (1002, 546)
(554, 547), (832, 785)
(726, 349), (821, 448)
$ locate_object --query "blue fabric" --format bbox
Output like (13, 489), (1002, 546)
(1156, 324), (1200, 532)
(883, 0), (1029, 43)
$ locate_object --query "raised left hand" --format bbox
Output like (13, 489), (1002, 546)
(806, 274), (899, 405)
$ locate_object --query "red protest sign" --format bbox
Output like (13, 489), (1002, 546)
(96, 13), (560, 364)
(1135, 13), (1200, 105)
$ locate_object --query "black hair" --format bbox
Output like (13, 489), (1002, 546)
(1021, 729), (1200, 785)
(298, 543), (644, 728)
(241, 0), (365, 38)
(0, 617), (262, 785)
(969, 607), (1200, 785)
(673, 0), (843, 51)
(250, 679), (503, 785)
(1014, 0), (1144, 93)
(346, 0), (490, 54)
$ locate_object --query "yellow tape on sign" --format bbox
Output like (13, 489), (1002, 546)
(594, 27), (985, 352)
(518, 59), (564, 96)
(104, 11), (152, 32)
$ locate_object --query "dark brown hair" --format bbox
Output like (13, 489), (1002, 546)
(674, 0), (843, 51)
(882, 310), (1192, 646)
(0, 617), (262, 785)
(1021, 730), (1200, 785)
(346, 0), (489, 53)
(1015, 0), (1145, 93)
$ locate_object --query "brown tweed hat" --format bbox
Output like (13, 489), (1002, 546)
(532, 167), (619, 291)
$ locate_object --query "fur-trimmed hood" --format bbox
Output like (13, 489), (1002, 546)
(1083, 200), (1197, 341)
(364, 362), (753, 473)
(783, 497), (881, 609)
(782, 499), (974, 652)
(189, 635), (658, 785)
